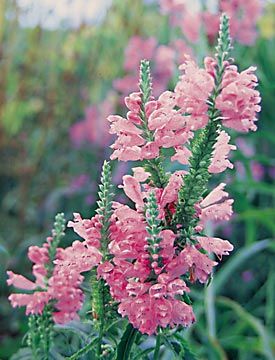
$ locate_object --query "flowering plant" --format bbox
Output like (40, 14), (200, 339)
(7, 14), (261, 359)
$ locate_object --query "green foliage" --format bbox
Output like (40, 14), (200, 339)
(116, 323), (138, 360)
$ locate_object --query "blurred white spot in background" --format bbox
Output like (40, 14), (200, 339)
(17, 0), (113, 28)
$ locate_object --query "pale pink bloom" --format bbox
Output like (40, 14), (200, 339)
(54, 240), (102, 273)
(132, 167), (150, 182)
(170, 300), (195, 327)
(159, 230), (176, 263)
(28, 245), (49, 265)
(197, 236), (234, 260)
(67, 213), (102, 248)
(198, 183), (234, 223)
(160, 171), (185, 207)
(141, 141), (160, 159)
(171, 146), (192, 165)
(9, 292), (51, 315)
(216, 65), (261, 132)
(209, 130), (236, 173)
(7, 271), (37, 291)
(119, 175), (144, 208)
(166, 245), (218, 283)
(175, 57), (214, 130)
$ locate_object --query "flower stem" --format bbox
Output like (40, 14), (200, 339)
(139, 60), (168, 188)
(153, 332), (162, 360)
(174, 14), (232, 245)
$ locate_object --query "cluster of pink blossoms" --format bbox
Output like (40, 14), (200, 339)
(160, 0), (262, 45)
(108, 56), (260, 167)
(7, 24), (261, 336)
(7, 233), (101, 324)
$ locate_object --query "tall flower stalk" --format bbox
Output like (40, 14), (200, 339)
(7, 13), (261, 359)
(174, 14), (232, 244)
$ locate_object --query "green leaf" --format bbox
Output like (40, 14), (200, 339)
(116, 323), (138, 360)
(132, 347), (155, 360)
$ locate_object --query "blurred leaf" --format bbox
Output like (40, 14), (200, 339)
(217, 297), (274, 360)
(10, 348), (32, 360)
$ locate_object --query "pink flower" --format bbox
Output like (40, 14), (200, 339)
(132, 167), (150, 182)
(198, 183), (234, 224)
(119, 175), (144, 208)
(171, 146), (191, 165)
(197, 236), (234, 260)
(180, 11), (201, 43)
(209, 130), (236, 173)
(9, 292), (51, 315)
(216, 66), (261, 132)
(175, 57), (214, 130)
(109, 89), (193, 162)
(7, 271), (37, 291)
(67, 213), (102, 248)
(160, 171), (185, 208)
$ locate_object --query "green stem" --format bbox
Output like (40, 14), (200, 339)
(153, 333), (162, 360)
(174, 14), (232, 245)
(139, 60), (168, 188)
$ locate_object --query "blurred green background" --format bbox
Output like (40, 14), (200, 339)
(0, 0), (274, 359)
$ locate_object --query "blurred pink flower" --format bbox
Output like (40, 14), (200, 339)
(114, 36), (177, 98)
(250, 160), (265, 181)
(70, 92), (116, 147)
(235, 138), (255, 157)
